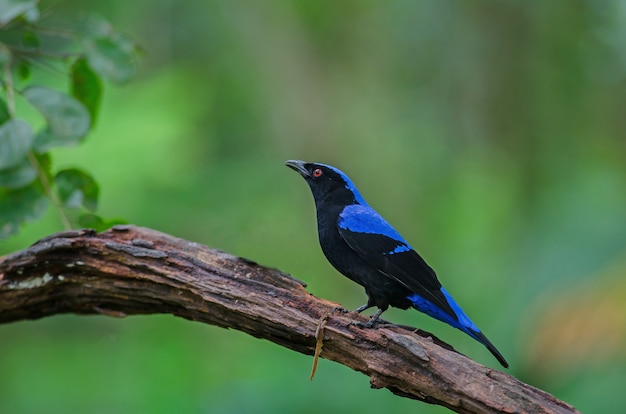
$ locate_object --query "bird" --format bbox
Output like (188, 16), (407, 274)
(285, 159), (508, 368)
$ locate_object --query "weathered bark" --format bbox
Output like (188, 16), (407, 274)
(0, 225), (579, 414)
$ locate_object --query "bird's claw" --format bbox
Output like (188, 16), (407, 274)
(347, 321), (367, 328)
(347, 320), (378, 329)
(332, 306), (349, 314)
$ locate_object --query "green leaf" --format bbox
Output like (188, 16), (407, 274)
(77, 13), (114, 38)
(32, 128), (74, 153)
(55, 168), (99, 211)
(79, 213), (126, 232)
(34, 150), (51, 180)
(0, 182), (48, 239)
(22, 30), (40, 48)
(0, 97), (9, 124)
(71, 58), (102, 124)
(0, 156), (36, 188)
(83, 34), (136, 84)
(17, 59), (30, 80)
(76, 14), (136, 83)
(22, 86), (91, 151)
(21, 2), (38, 23)
(0, 119), (33, 170)
(0, 0), (38, 25)
(77, 212), (103, 229)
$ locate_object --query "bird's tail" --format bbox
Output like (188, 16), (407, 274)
(408, 290), (509, 368)
(465, 328), (509, 368)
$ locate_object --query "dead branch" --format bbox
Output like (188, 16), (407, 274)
(0, 225), (579, 414)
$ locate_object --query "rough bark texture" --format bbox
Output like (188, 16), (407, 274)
(0, 225), (579, 414)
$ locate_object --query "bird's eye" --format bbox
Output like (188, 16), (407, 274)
(313, 168), (323, 177)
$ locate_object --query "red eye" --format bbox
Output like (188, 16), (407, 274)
(313, 168), (323, 177)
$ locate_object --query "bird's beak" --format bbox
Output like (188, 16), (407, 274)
(284, 160), (311, 178)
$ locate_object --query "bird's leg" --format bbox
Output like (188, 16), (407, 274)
(364, 308), (385, 328)
(354, 303), (373, 313)
(348, 302), (386, 329)
(347, 302), (373, 328)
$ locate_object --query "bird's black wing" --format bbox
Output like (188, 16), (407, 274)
(338, 204), (455, 317)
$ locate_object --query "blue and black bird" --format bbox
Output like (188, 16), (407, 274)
(285, 160), (508, 368)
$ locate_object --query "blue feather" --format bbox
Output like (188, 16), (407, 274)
(319, 163), (369, 206)
(388, 244), (411, 255)
(407, 287), (480, 333)
(338, 204), (408, 245)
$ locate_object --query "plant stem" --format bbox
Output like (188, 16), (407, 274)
(27, 151), (72, 230)
(10, 47), (82, 59)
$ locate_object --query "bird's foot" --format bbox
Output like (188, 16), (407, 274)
(347, 320), (369, 329)
(365, 308), (384, 327)
(332, 306), (349, 314)
(347, 318), (380, 329)
(365, 318), (380, 328)
(347, 307), (386, 329)
(372, 322), (396, 328)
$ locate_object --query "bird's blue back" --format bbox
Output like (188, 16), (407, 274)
(338, 203), (480, 334)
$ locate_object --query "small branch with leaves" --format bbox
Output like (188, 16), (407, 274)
(0, 3), (137, 238)
(0, 225), (581, 414)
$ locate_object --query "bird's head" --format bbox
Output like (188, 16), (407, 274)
(285, 160), (367, 206)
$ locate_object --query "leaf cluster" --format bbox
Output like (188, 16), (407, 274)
(0, 0), (137, 238)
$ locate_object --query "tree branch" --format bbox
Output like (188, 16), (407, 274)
(0, 225), (579, 414)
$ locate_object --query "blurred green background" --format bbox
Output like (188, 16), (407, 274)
(2, 0), (626, 412)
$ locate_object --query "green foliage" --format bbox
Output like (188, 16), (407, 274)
(0, 1), (137, 238)
(0, 155), (36, 188)
(55, 168), (99, 211)
(71, 58), (102, 124)
(0, 119), (32, 169)
(82, 35), (136, 84)
(26, 86), (91, 151)
(0, 0), (39, 25)
(0, 181), (47, 237)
